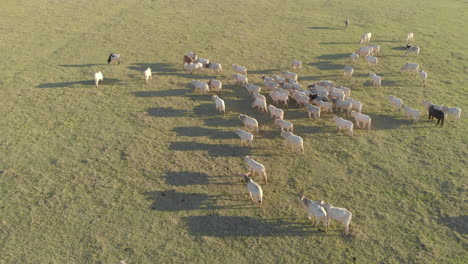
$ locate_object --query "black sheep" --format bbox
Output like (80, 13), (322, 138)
(428, 105), (445, 127)
(107, 53), (120, 64)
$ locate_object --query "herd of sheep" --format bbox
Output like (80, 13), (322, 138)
(89, 30), (462, 236)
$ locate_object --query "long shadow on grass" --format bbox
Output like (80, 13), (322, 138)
(309, 61), (343, 70)
(147, 107), (188, 117)
(35, 79), (122, 88)
(164, 171), (235, 186)
(439, 215), (468, 234)
(183, 214), (323, 237)
(133, 89), (190, 97)
(319, 42), (356, 45)
(173, 126), (234, 139)
(316, 53), (349, 60)
(308, 26), (339, 30)
(371, 114), (424, 129)
(59, 64), (106, 67)
(204, 117), (240, 127)
(145, 190), (243, 211)
(170, 141), (250, 156)
(129, 62), (211, 79)
(248, 69), (282, 75)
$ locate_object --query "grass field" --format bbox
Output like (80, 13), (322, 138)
(0, 0), (467, 263)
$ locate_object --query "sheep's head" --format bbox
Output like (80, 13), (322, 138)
(242, 173), (251, 183)
(238, 114), (246, 121)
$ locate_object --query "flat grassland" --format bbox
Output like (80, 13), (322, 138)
(0, 0), (466, 263)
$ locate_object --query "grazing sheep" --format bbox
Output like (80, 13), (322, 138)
(369, 73), (382, 88)
(183, 55), (193, 64)
(403, 105), (421, 123)
(290, 80), (303, 90)
(300, 195), (327, 229)
(291, 91), (309, 107)
(232, 73), (248, 86)
(192, 80), (210, 94)
(369, 44), (381, 55)
(275, 119), (294, 132)
(332, 116), (353, 136)
(244, 156), (267, 184)
(269, 89), (289, 107)
(388, 95), (403, 111)
(332, 99), (353, 115)
(239, 114), (259, 133)
(243, 173), (263, 206)
(268, 105), (284, 120)
(186, 51), (198, 61)
(264, 80), (279, 90)
(319, 201), (352, 235)
(107, 53), (120, 65)
(351, 110), (371, 130)
(428, 105), (445, 127)
(314, 80), (336, 89)
(400, 63), (419, 74)
(252, 92), (266, 101)
(407, 32), (414, 43)
(405, 46), (420, 56)
(144, 67), (152, 83)
(208, 79), (222, 93)
(245, 83), (261, 95)
(422, 100), (442, 115)
(280, 131), (304, 153)
(345, 18), (350, 29)
(357, 46), (372, 57)
(291, 60), (302, 71)
(337, 86), (351, 98)
(235, 129), (254, 147)
(205, 62), (223, 73)
(94, 71), (103, 87)
(343, 66), (354, 80)
(346, 98), (363, 113)
(273, 75), (286, 84)
(359, 32), (372, 44)
(184, 62), (203, 74)
(441, 106), (462, 122)
(306, 103), (321, 119)
(349, 53), (359, 64)
(211, 95), (225, 115)
(232, 64), (247, 75)
(365, 55), (378, 67)
(419, 70), (428, 87)
(314, 99), (333, 114)
(329, 90), (346, 101)
(282, 71), (298, 82)
(194, 58), (210, 67)
(252, 98), (268, 112)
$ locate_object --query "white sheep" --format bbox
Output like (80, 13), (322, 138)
(407, 32), (414, 43)
(184, 62), (203, 74)
(252, 98), (268, 112)
(329, 91), (346, 101)
(357, 46), (372, 57)
(359, 32), (372, 44)
(332, 99), (353, 115)
(252, 92), (266, 101)
(402, 105), (421, 123)
(264, 80), (279, 90)
(343, 66), (354, 80)
(319, 201), (352, 235)
(245, 83), (261, 95)
(207, 62), (222, 73)
(273, 75), (286, 84)
(244, 156), (267, 184)
(268, 105), (284, 120)
(441, 105), (462, 121)
(144, 67), (152, 83)
(185, 51), (198, 61)
(280, 131), (304, 153)
(282, 71), (298, 82)
(239, 114), (259, 133)
(269, 89), (289, 107)
(291, 60), (302, 72)
(232, 73), (248, 86)
(232, 64), (247, 75)
(314, 99), (333, 114)
(291, 91), (309, 107)
(192, 80), (210, 94)
(306, 103), (321, 119)
(369, 73), (382, 88)
(365, 55), (378, 67)
(405, 46), (420, 56)
(332, 116), (353, 136)
(369, 44), (381, 55)
(208, 79), (222, 92)
(419, 70), (428, 87)
(388, 95), (403, 111)
(211, 95), (225, 115)
(243, 173), (263, 206)
(351, 110), (371, 130)
(235, 129), (254, 147)
(194, 58), (210, 67)
(349, 53), (359, 64)
(94, 71), (103, 87)
(275, 119), (293, 132)
(337, 86), (351, 98)
(300, 195), (327, 229)
(400, 63), (419, 74)
(346, 98), (363, 113)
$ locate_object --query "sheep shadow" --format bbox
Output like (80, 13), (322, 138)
(308, 26), (339, 30)
(203, 117), (241, 127)
(128, 62), (178, 73)
(164, 171), (234, 186)
(391, 46), (408, 51)
(172, 126), (235, 140)
(145, 190), (241, 211)
(370, 113), (422, 129)
(319, 42), (356, 45)
(182, 214), (321, 237)
(248, 69), (282, 75)
(132, 89), (191, 97)
(147, 107), (188, 117)
(169, 141), (250, 157)
(35, 78), (122, 88)
(316, 54), (349, 60)
(309, 61), (343, 71)
(59, 64), (106, 67)
(439, 215), (468, 234)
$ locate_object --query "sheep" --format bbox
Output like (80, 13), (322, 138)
(194, 58), (210, 67)
(184, 62), (203, 74)
(291, 60), (302, 71)
(290, 80), (303, 90)
(405, 46), (420, 56)
(388, 95), (403, 111)
(239, 114), (259, 133)
(275, 119), (293, 132)
(314, 80), (336, 89)
(319, 201), (352, 235)
(369, 44), (381, 55)
(252, 92), (266, 101)
(400, 63), (419, 74)
(291, 91), (309, 107)
(349, 53), (359, 64)
(252, 98), (268, 112)
(314, 99), (333, 114)
(269, 89), (289, 107)
(402, 105), (421, 123)
(345, 18), (350, 29)
(183, 55), (193, 64)
(205, 62), (223, 73)
(407, 32), (414, 43)
(428, 105), (445, 127)
(245, 83), (261, 95)
(329, 91), (346, 101)
(207, 79), (222, 93)
(186, 51), (198, 61)
(351, 110), (371, 130)
(235, 129), (254, 147)
(192, 80), (210, 94)
(300, 195), (327, 229)
(261, 75), (275, 83)
(268, 105), (284, 120)
(272, 75), (285, 84)
(332, 116), (353, 136)
(244, 156), (267, 184)
(346, 98), (363, 113)
(264, 80), (279, 90)
(337, 86), (351, 98)
(107, 53), (120, 65)
(94, 71), (103, 87)
(280, 131), (304, 153)
(357, 46), (372, 57)
(343, 66), (354, 80)
(232, 64), (247, 75)
(306, 103), (321, 119)
(359, 32), (372, 44)
(419, 70), (428, 87)
(369, 73), (382, 88)
(232, 73), (248, 86)
(211, 95), (225, 115)
(332, 98), (353, 115)
(243, 173), (263, 206)
(421, 100), (442, 115)
(144, 67), (152, 83)
(441, 106), (462, 122)
(365, 55), (378, 67)
(282, 71), (298, 82)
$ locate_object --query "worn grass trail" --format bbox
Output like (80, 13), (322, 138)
(0, 0), (466, 263)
